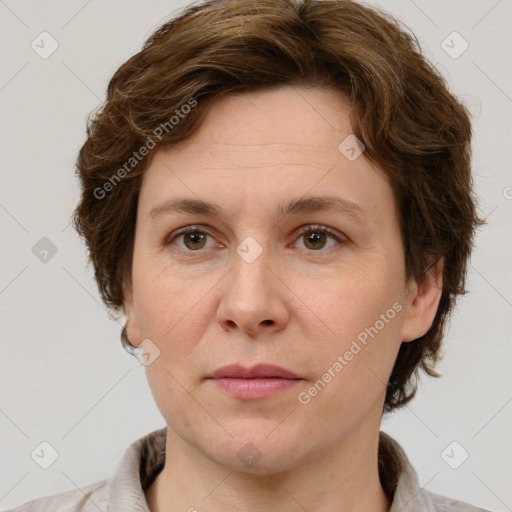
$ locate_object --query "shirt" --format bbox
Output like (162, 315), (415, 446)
(8, 428), (491, 512)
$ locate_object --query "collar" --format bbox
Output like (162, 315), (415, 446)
(107, 428), (433, 511)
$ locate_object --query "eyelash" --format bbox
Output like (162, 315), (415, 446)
(165, 224), (346, 253)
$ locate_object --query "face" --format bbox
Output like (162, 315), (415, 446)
(123, 85), (441, 474)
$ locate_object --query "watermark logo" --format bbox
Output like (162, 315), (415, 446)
(31, 441), (59, 469)
(338, 134), (365, 161)
(441, 31), (469, 59)
(31, 31), (59, 59)
(441, 441), (469, 469)
(236, 236), (264, 264)
(32, 237), (58, 263)
(134, 338), (161, 366)
(237, 442), (263, 468)
(298, 301), (402, 405)
(93, 97), (197, 200)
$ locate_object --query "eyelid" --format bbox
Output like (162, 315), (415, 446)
(294, 224), (346, 243)
(165, 224), (221, 247)
(164, 223), (347, 251)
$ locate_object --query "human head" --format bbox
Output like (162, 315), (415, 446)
(73, 0), (481, 413)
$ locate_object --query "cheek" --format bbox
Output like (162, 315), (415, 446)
(138, 269), (211, 419)
(131, 265), (217, 383)
(293, 255), (405, 396)
(134, 260), (204, 326)
(296, 301), (403, 436)
(302, 258), (402, 337)
(145, 363), (209, 437)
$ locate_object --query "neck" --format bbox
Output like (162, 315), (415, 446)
(145, 426), (391, 512)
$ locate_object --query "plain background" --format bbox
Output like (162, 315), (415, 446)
(0, 0), (511, 510)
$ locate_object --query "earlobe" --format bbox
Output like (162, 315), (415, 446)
(400, 257), (444, 343)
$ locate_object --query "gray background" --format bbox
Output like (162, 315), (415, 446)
(0, 0), (511, 510)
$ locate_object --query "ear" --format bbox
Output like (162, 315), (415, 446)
(400, 257), (443, 343)
(122, 279), (143, 348)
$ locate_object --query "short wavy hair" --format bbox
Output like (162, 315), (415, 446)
(72, 0), (483, 412)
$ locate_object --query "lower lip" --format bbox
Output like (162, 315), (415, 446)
(210, 378), (302, 399)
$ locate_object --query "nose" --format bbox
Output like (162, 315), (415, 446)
(216, 248), (290, 337)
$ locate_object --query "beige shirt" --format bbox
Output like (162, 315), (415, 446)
(9, 428), (490, 511)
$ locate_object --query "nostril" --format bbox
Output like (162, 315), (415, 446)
(262, 319), (273, 325)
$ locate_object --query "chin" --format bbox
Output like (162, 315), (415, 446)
(214, 446), (304, 476)
(201, 423), (308, 474)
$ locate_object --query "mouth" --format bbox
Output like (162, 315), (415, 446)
(206, 363), (304, 400)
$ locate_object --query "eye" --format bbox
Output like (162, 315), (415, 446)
(293, 225), (344, 251)
(166, 226), (220, 251)
(165, 224), (345, 253)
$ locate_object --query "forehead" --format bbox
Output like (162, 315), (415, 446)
(184, 85), (355, 148)
(138, 86), (395, 224)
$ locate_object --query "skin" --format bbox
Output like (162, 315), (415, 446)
(122, 85), (443, 512)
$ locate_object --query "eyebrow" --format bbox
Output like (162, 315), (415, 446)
(148, 195), (368, 222)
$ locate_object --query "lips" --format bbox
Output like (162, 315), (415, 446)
(207, 364), (303, 399)
(209, 363), (300, 380)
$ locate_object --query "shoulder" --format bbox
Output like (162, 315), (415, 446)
(423, 489), (493, 511)
(6, 427), (166, 512)
(6, 479), (109, 512)
(380, 431), (493, 512)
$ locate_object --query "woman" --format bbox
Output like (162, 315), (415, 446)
(12, 0), (487, 510)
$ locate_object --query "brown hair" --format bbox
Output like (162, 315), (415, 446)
(72, 0), (483, 411)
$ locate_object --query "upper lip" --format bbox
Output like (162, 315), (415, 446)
(209, 364), (301, 379)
